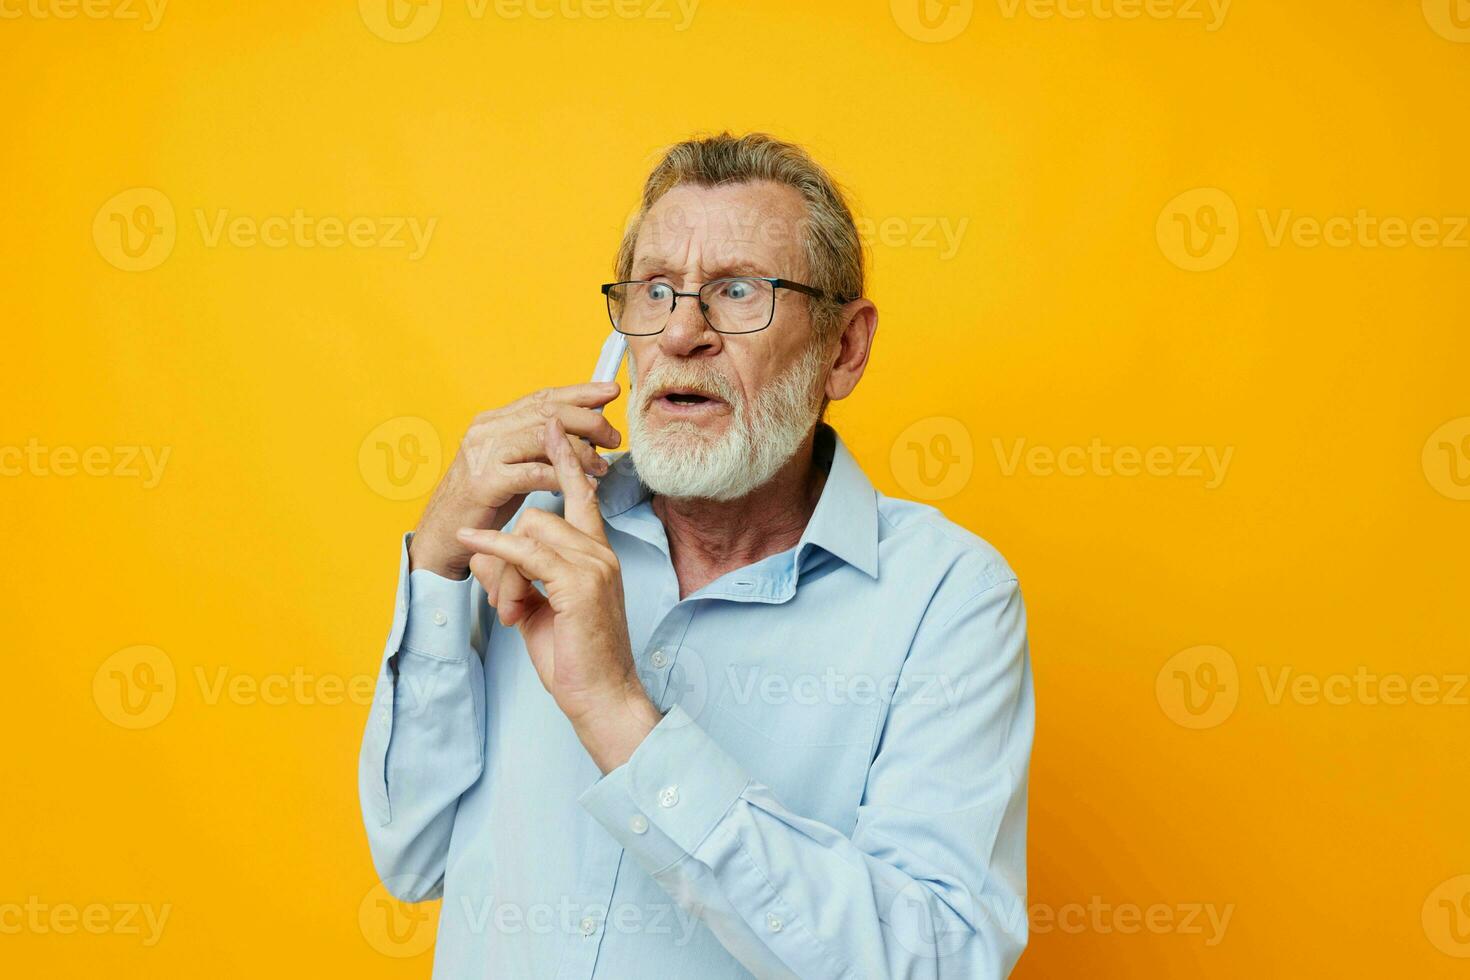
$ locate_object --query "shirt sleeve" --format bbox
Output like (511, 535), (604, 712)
(358, 532), (488, 902)
(579, 575), (1034, 979)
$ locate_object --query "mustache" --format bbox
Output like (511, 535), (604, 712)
(635, 366), (738, 407)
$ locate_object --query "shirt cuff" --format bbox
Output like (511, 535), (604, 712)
(578, 704), (751, 872)
(401, 549), (475, 661)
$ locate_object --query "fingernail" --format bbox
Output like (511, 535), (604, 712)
(456, 527), (474, 539)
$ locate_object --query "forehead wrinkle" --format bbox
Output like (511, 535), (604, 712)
(631, 245), (781, 283)
(633, 187), (808, 282)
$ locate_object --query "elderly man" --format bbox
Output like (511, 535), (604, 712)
(359, 132), (1034, 978)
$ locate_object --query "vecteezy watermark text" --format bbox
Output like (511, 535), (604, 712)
(93, 188), (438, 272)
(359, 0), (700, 43)
(1, 440), (170, 488)
(193, 209), (436, 258)
(0, 0), (167, 29)
(995, 0), (1230, 31)
(725, 665), (969, 713)
(0, 898), (171, 946)
(993, 437), (1234, 489)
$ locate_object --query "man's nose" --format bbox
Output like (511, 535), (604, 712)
(658, 292), (721, 358)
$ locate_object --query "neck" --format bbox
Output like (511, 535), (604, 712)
(651, 424), (828, 599)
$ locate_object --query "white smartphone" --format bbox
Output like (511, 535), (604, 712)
(582, 331), (627, 465)
(591, 330), (628, 388)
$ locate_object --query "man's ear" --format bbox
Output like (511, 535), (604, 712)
(825, 300), (878, 403)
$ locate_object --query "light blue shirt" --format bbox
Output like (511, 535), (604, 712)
(359, 421), (1034, 978)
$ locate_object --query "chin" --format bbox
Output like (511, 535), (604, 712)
(630, 418), (753, 501)
(648, 415), (727, 441)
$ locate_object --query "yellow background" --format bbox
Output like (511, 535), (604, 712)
(3, 0), (1468, 975)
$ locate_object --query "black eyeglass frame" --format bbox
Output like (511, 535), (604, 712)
(599, 276), (848, 336)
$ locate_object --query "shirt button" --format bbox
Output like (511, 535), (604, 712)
(432, 609), (448, 627)
(766, 913), (783, 933)
(580, 916), (597, 937)
(658, 785), (680, 808)
(650, 649), (668, 669)
(629, 815), (648, 835)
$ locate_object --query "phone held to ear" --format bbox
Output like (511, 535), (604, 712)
(592, 330), (628, 389)
(578, 331), (628, 464)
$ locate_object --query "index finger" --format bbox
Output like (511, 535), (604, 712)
(544, 416), (608, 544)
(511, 382), (621, 412)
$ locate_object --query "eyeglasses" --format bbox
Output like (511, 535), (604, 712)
(600, 277), (843, 336)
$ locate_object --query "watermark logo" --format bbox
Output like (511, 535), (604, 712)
(854, 215), (970, 260)
(1423, 875), (1470, 957)
(0, 0), (168, 29)
(1157, 187), (1239, 272)
(725, 665), (967, 714)
(359, 0), (442, 42)
(639, 643), (709, 730)
(360, 0), (699, 40)
(1257, 209), (1468, 249)
(452, 896), (701, 944)
(193, 209), (437, 257)
(995, 0), (1230, 31)
(359, 416), (442, 500)
(93, 188), (176, 272)
(1160, 652), (1466, 728)
(890, 416), (974, 501)
(93, 646), (177, 730)
(888, 880), (974, 959)
(1025, 896), (1233, 945)
(94, 655), (433, 728)
(1162, 190), (1469, 270)
(487, 0), (698, 28)
(193, 665), (396, 709)
(359, 877), (438, 957)
(1423, 0), (1470, 43)
(94, 190), (437, 270)
(0, 440), (171, 487)
(890, 0), (974, 42)
(1423, 417), (1470, 501)
(992, 437), (1233, 488)
(1257, 666), (1467, 708)
(634, 202), (967, 263)
(0, 898), (171, 946)
(1156, 645), (1238, 729)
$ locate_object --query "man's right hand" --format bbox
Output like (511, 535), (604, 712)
(408, 381), (623, 579)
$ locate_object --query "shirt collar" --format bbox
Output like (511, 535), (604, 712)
(598, 421), (880, 581)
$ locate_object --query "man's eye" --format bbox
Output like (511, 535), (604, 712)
(647, 283), (673, 301)
(724, 280), (753, 300)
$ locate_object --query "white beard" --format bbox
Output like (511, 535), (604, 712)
(627, 341), (828, 503)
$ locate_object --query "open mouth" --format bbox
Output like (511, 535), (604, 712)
(653, 388), (729, 414)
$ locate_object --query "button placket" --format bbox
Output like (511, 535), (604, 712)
(638, 601), (696, 706)
(553, 818), (624, 977)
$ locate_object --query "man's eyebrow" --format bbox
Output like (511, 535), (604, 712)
(707, 260), (770, 278)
